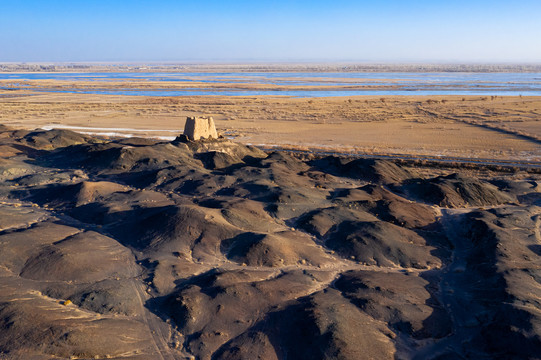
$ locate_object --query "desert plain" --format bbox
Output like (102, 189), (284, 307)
(1, 80), (541, 162)
(0, 74), (540, 359)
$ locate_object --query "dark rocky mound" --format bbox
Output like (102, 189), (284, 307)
(215, 198), (284, 232)
(14, 180), (127, 208)
(1, 127), (539, 359)
(492, 179), (539, 196)
(108, 204), (240, 259)
(492, 179), (541, 206)
(98, 142), (203, 172)
(115, 136), (164, 147)
(334, 270), (452, 339)
(307, 155), (352, 175)
(19, 129), (95, 149)
(260, 151), (311, 171)
(0, 221), (81, 273)
(0, 299), (150, 359)
(326, 221), (440, 268)
(400, 173), (515, 207)
(224, 231), (331, 267)
(215, 289), (396, 360)
(444, 207), (541, 358)
(332, 184), (437, 228)
(311, 156), (417, 184)
(165, 269), (339, 359)
(111, 164), (233, 196)
(196, 150), (244, 170)
(218, 178), (327, 219)
(9, 169), (86, 186)
(66, 188), (173, 225)
(0, 155), (41, 181)
(44, 280), (141, 316)
(182, 137), (267, 160)
(19, 231), (137, 283)
(296, 206), (378, 237)
(42, 141), (204, 173)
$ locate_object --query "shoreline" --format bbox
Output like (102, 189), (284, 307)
(2, 71), (541, 97)
(2, 62), (541, 73)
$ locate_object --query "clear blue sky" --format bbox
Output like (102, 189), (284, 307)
(1, 0), (540, 63)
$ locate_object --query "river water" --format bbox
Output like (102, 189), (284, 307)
(1, 72), (540, 97)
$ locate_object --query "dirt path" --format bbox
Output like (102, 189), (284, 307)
(130, 278), (186, 360)
(417, 106), (541, 145)
(533, 214), (541, 243)
(411, 208), (478, 359)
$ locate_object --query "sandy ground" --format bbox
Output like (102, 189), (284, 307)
(1, 90), (540, 161)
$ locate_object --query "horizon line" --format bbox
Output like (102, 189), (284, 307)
(3, 60), (541, 66)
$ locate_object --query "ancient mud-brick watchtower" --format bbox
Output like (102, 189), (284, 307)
(183, 116), (218, 141)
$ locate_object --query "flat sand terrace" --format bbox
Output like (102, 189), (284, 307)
(1, 91), (540, 162)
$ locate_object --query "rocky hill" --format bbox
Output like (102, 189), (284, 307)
(0, 126), (540, 359)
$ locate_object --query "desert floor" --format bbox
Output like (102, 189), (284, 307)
(1, 89), (540, 162)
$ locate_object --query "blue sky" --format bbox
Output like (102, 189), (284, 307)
(1, 0), (540, 62)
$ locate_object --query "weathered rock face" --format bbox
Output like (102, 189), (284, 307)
(183, 116), (218, 141)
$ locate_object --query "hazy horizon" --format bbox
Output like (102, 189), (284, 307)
(1, 0), (540, 63)
(4, 60), (541, 66)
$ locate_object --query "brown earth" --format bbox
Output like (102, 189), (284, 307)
(0, 126), (540, 359)
(0, 90), (540, 161)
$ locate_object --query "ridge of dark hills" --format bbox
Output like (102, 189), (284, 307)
(0, 127), (540, 359)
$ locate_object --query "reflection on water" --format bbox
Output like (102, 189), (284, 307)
(27, 89), (541, 97)
(1, 71), (540, 97)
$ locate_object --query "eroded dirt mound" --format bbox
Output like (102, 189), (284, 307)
(109, 204), (240, 259)
(44, 279), (141, 316)
(334, 270), (452, 339)
(332, 184), (437, 228)
(196, 150), (244, 170)
(311, 156), (417, 184)
(20, 231), (137, 283)
(215, 288), (396, 360)
(0, 298), (151, 359)
(296, 205), (378, 237)
(14, 180), (127, 207)
(180, 136), (267, 160)
(165, 268), (340, 359)
(224, 231), (332, 267)
(19, 129), (95, 149)
(440, 207), (541, 358)
(326, 221), (441, 268)
(0, 127), (539, 359)
(400, 173), (515, 207)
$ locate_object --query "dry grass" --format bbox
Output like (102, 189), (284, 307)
(1, 90), (540, 161)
